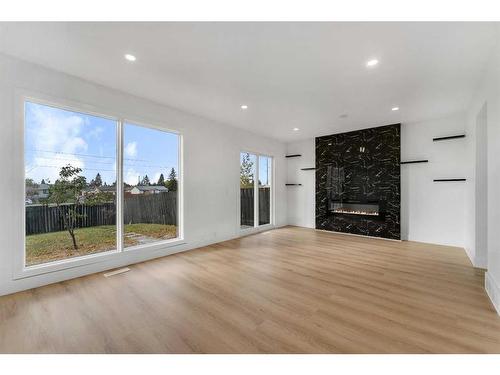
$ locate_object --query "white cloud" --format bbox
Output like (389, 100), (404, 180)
(87, 126), (104, 139)
(124, 168), (140, 186)
(26, 104), (88, 183)
(124, 142), (138, 158)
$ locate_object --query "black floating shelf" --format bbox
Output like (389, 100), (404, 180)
(285, 183), (302, 186)
(400, 160), (429, 165)
(433, 178), (466, 182)
(433, 134), (465, 142)
(301, 167), (316, 170)
(285, 154), (302, 158)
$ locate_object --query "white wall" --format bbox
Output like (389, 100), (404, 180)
(473, 103), (488, 268)
(466, 27), (500, 314)
(401, 114), (468, 248)
(286, 115), (469, 249)
(286, 140), (315, 228)
(0, 53), (287, 296)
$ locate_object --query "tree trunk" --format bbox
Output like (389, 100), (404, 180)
(58, 205), (79, 250)
(69, 230), (78, 250)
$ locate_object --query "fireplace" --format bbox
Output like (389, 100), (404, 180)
(330, 202), (380, 217)
(316, 124), (400, 239)
(328, 200), (386, 221)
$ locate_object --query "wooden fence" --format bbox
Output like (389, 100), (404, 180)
(25, 192), (177, 235)
(26, 189), (269, 235)
(240, 187), (271, 226)
(124, 192), (177, 226)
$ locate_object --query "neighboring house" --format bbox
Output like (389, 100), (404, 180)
(129, 185), (169, 195)
(85, 186), (117, 195)
(26, 183), (50, 204)
(36, 183), (50, 200)
(81, 185), (117, 203)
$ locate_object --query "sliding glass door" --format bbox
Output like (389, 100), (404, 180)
(240, 152), (272, 229)
(240, 152), (256, 229)
(258, 155), (272, 226)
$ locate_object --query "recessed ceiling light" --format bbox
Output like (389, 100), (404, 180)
(392, 107), (399, 111)
(124, 54), (136, 62)
(293, 127), (300, 131)
(240, 105), (248, 110)
(366, 59), (379, 67)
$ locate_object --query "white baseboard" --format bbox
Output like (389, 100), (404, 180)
(464, 248), (485, 269)
(485, 271), (500, 315)
(474, 256), (488, 269)
(314, 228), (402, 242)
(464, 246), (476, 267)
(463, 245), (488, 269)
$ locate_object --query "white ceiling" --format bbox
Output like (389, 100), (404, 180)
(0, 22), (498, 142)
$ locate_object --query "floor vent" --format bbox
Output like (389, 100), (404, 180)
(103, 267), (131, 278)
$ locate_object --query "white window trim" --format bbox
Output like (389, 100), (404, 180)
(15, 93), (184, 279)
(239, 151), (274, 232)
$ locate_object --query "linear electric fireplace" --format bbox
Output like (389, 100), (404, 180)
(315, 123), (400, 240)
(330, 202), (380, 217)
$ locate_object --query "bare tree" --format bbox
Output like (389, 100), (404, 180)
(46, 165), (87, 250)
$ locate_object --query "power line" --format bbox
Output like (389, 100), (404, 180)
(32, 155), (172, 169)
(27, 150), (176, 169)
(27, 164), (178, 173)
(27, 149), (116, 159)
(27, 148), (177, 163)
(33, 156), (115, 165)
(27, 165), (116, 172)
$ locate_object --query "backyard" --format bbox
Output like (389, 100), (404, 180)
(26, 223), (177, 266)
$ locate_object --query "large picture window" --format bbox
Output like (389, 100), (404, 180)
(24, 100), (181, 268)
(24, 102), (118, 266)
(240, 152), (273, 229)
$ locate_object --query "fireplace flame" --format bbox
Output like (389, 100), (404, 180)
(332, 208), (379, 216)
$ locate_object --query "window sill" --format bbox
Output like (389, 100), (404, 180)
(239, 223), (274, 234)
(123, 237), (185, 253)
(14, 237), (185, 280)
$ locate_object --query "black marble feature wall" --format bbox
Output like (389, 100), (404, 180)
(315, 124), (400, 240)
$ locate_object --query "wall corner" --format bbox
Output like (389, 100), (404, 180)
(485, 271), (500, 315)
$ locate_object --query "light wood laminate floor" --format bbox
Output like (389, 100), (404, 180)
(1, 226), (499, 353)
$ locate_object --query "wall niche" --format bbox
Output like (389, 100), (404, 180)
(315, 123), (401, 240)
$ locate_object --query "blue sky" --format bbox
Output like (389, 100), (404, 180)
(25, 101), (179, 186)
(124, 122), (179, 185)
(259, 155), (271, 185)
(240, 152), (272, 186)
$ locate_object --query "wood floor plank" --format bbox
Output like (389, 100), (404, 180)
(1, 226), (499, 353)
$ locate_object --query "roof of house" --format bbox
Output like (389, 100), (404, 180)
(84, 186), (116, 193)
(97, 186), (116, 192)
(132, 185), (168, 191)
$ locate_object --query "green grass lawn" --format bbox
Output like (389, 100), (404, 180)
(26, 223), (177, 266)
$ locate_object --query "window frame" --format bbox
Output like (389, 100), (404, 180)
(257, 154), (273, 227)
(120, 119), (184, 252)
(239, 151), (274, 232)
(16, 93), (184, 279)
